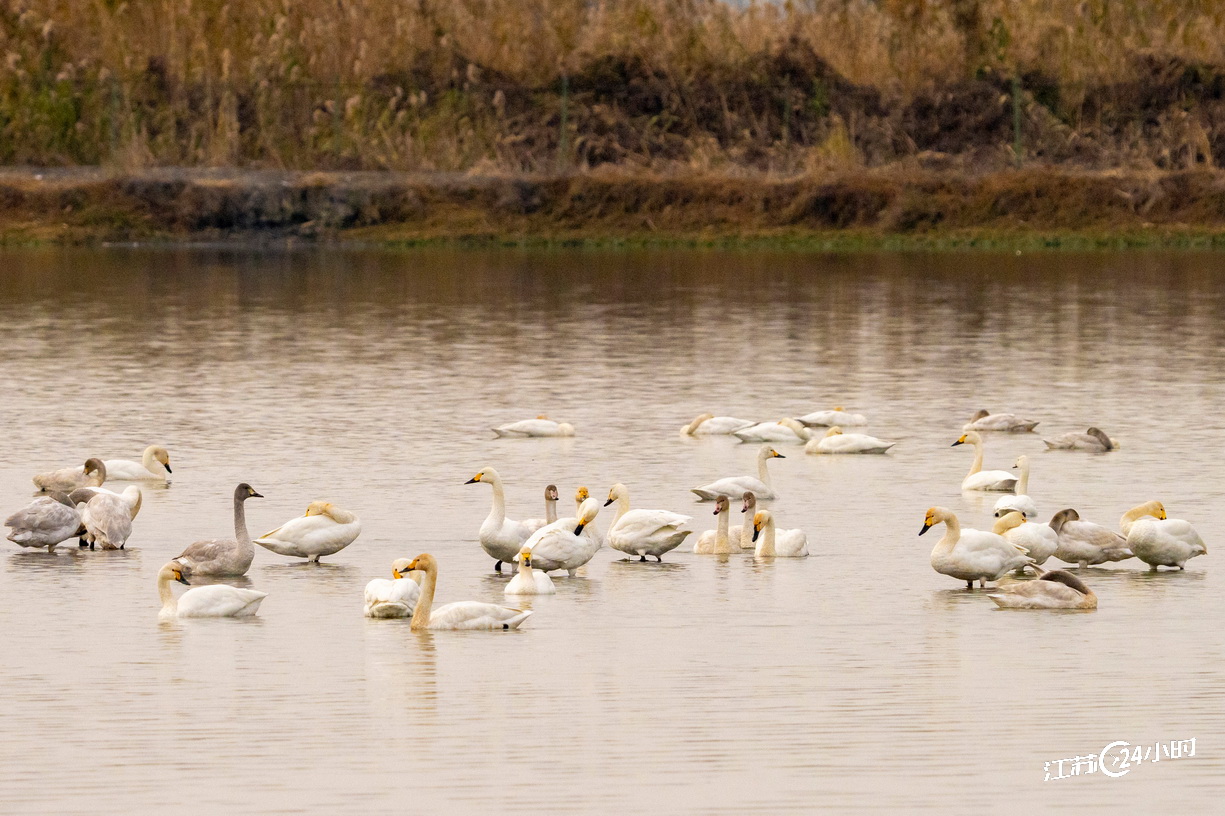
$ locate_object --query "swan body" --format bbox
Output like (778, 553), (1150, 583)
(805, 426), (895, 454)
(733, 419), (811, 443)
(406, 554), (531, 630)
(694, 495), (735, 554)
(920, 506), (1034, 588)
(72, 485), (141, 550)
(988, 570), (1098, 609)
(521, 499), (603, 576)
(505, 548), (556, 595)
(1044, 427), (1118, 452)
(751, 509), (808, 557)
(492, 418), (575, 437)
(952, 432), (1018, 492)
(691, 446), (785, 501)
(364, 559), (423, 618)
(86, 446), (172, 481)
(33, 458), (106, 493)
(466, 467), (534, 570)
(681, 413), (756, 435)
(522, 485), (559, 536)
(797, 408), (867, 427)
(173, 483), (263, 577)
(728, 492), (758, 550)
(963, 409), (1039, 432)
(157, 562), (267, 619)
(1049, 509), (1133, 568)
(604, 483), (692, 561)
(255, 501), (360, 562)
(5, 492), (81, 550)
(1120, 501), (1207, 570)
(993, 455), (1037, 518)
(993, 511), (1057, 566)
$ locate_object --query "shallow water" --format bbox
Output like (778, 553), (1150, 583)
(0, 247), (1222, 813)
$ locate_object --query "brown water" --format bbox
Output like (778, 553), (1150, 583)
(0, 248), (1221, 813)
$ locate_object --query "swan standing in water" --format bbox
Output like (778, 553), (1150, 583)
(693, 495), (735, 554)
(604, 483), (692, 562)
(71, 485), (141, 550)
(920, 506), (1034, 588)
(951, 432), (1018, 492)
(1048, 508), (1132, 568)
(405, 554), (532, 630)
(5, 492), (81, 550)
(681, 413), (756, 435)
(574, 487), (604, 547)
(728, 492), (758, 550)
(84, 445), (172, 481)
(805, 426), (895, 454)
(364, 558), (423, 618)
(733, 419), (812, 444)
(33, 458), (106, 493)
(255, 501), (361, 562)
(505, 547), (556, 595)
(1120, 501), (1207, 570)
(691, 446), (785, 501)
(466, 467), (534, 572)
(993, 455), (1038, 518)
(172, 483), (263, 577)
(1044, 427), (1119, 452)
(492, 417), (576, 437)
(797, 407), (868, 427)
(963, 409), (1039, 432)
(522, 485), (560, 535)
(988, 569), (1098, 610)
(157, 562), (267, 619)
(521, 498), (604, 576)
(751, 509), (809, 557)
(993, 511), (1057, 568)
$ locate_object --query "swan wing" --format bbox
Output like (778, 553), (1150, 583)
(693, 417), (756, 434)
(612, 509), (692, 538)
(428, 602), (532, 630)
(5, 498), (80, 545)
(176, 585), (268, 617)
(691, 477), (770, 500)
(101, 459), (160, 480)
(175, 538), (238, 567)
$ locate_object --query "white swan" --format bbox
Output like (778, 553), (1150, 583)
(504, 547), (556, 595)
(255, 501), (361, 562)
(681, 413), (756, 435)
(364, 558), (423, 618)
(72, 485), (141, 550)
(952, 432), (1018, 492)
(406, 554), (532, 630)
(466, 467), (534, 572)
(993, 511), (1057, 567)
(691, 446), (785, 501)
(733, 419), (812, 444)
(988, 569), (1098, 609)
(5, 492), (81, 550)
(963, 409), (1039, 432)
(522, 485), (559, 535)
(33, 458), (106, 493)
(157, 562), (267, 619)
(1120, 501), (1207, 570)
(751, 509), (809, 557)
(492, 417), (575, 437)
(84, 445), (172, 481)
(173, 483), (263, 577)
(993, 455), (1037, 518)
(1048, 509), (1132, 568)
(604, 483), (692, 561)
(693, 495), (735, 554)
(728, 492), (758, 550)
(797, 407), (867, 427)
(521, 498), (603, 576)
(805, 426), (895, 454)
(573, 486), (604, 547)
(1044, 427), (1118, 452)
(920, 506), (1034, 588)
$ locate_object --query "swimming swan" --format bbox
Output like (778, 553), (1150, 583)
(963, 409), (1039, 432)
(733, 419), (812, 444)
(5, 492), (81, 550)
(751, 509), (809, 557)
(805, 426), (895, 454)
(157, 562), (267, 619)
(988, 569), (1098, 609)
(522, 485), (560, 535)
(693, 495), (735, 554)
(33, 458), (106, 493)
(172, 483), (263, 577)
(521, 498), (604, 576)
(728, 492), (758, 550)
(1044, 427), (1118, 452)
(604, 483), (692, 561)
(691, 446), (786, 501)
(993, 511), (1057, 567)
(405, 553), (532, 630)
(255, 501), (361, 562)
(797, 407), (868, 427)
(1048, 509), (1132, 568)
(466, 467), (534, 572)
(1120, 501), (1207, 570)
(952, 432), (1018, 492)
(681, 413), (756, 435)
(364, 558), (423, 618)
(492, 417), (575, 437)
(85, 445), (172, 481)
(993, 455), (1037, 518)
(72, 485), (141, 550)
(920, 506), (1034, 588)
(505, 547), (556, 595)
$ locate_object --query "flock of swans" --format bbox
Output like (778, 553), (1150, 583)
(3, 406), (1207, 626)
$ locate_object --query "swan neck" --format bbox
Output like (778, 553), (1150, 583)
(967, 441), (984, 477)
(545, 498), (557, 525)
(233, 493), (252, 550)
(411, 567), (437, 630)
(1016, 460), (1030, 494)
(486, 477), (506, 526)
(157, 573), (177, 615)
(933, 518), (960, 557)
(518, 559), (533, 580)
(756, 518), (776, 556)
(327, 507), (357, 524)
(611, 493), (630, 527)
(142, 448), (158, 470)
(714, 505), (731, 553)
(757, 449), (773, 485)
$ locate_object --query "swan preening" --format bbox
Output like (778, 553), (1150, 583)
(33, 458), (106, 493)
(920, 506), (1034, 588)
(157, 562), (267, 619)
(364, 559), (423, 617)
(963, 409), (1039, 432)
(505, 547), (556, 594)
(406, 554), (531, 630)
(604, 483), (692, 561)
(1048, 509), (1132, 568)
(751, 509), (808, 557)
(1045, 427), (1119, 452)
(988, 569), (1098, 609)
(681, 413), (756, 435)
(521, 498), (603, 576)
(993, 455), (1037, 518)
(256, 501), (360, 562)
(5, 492), (82, 550)
(172, 483), (263, 577)
(691, 446), (785, 501)
(1120, 501), (1207, 570)
(805, 427), (895, 454)
(952, 432), (1018, 492)
(492, 417), (575, 438)
(71, 485), (142, 550)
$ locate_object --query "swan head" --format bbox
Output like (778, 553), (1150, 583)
(390, 557), (418, 579)
(1048, 508), (1079, 533)
(1087, 427), (1115, 450)
(684, 413), (714, 434)
(236, 483), (263, 500)
(83, 457), (105, 476)
(574, 498), (602, 535)
(833, 406), (845, 412)
(557, 423), (576, 437)
(713, 495), (729, 515)
(147, 445), (172, 473)
(604, 483), (629, 507)
(304, 500), (332, 517)
(465, 467), (498, 485)
(919, 506), (952, 536)
(576, 486), (590, 504)
(514, 546), (535, 568)
(763, 446), (785, 459)
(1126, 500), (1166, 522)
(751, 510), (773, 541)
(741, 492), (756, 514)
(824, 426), (843, 438)
(46, 490), (75, 508)
(405, 553), (438, 575)
(951, 431), (982, 447)
(544, 484), (559, 501)
(159, 562), (191, 586)
(1012, 454), (1028, 469)
(992, 511), (1026, 534)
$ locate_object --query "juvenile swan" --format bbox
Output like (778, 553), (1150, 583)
(691, 446), (785, 501)
(728, 492), (758, 550)
(693, 495), (735, 554)
(492, 417), (575, 437)
(255, 501), (361, 562)
(752, 509), (809, 557)
(604, 483), (692, 562)
(988, 569), (1098, 609)
(364, 558), (423, 618)
(5, 492), (81, 550)
(522, 484), (560, 535)
(1048, 509), (1132, 568)
(72, 485), (141, 550)
(681, 413), (756, 435)
(1120, 501), (1207, 570)
(1044, 427), (1118, 452)
(405, 554), (532, 630)
(963, 409), (1039, 432)
(33, 458), (106, 493)
(505, 547), (556, 595)
(951, 432), (1018, 492)
(993, 455), (1037, 518)
(920, 506), (1034, 588)
(805, 426), (895, 454)
(157, 562), (267, 619)
(172, 483), (263, 577)
(466, 467), (534, 572)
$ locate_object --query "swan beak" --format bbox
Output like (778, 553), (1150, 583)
(164, 464), (173, 473)
(250, 490), (263, 498)
(603, 498), (614, 507)
(950, 440), (963, 447)
(465, 476), (479, 484)
(574, 523), (586, 535)
(919, 523), (932, 536)
(752, 527), (760, 542)
(713, 507), (720, 515)
(773, 452), (786, 459)
(174, 572), (190, 586)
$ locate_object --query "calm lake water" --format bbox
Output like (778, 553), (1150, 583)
(0, 247), (1222, 813)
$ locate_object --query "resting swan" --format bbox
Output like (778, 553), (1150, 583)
(1044, 427), (1118, 452)
(604, 483), (692, 561)
(33, 458), (106, 493)
(993, 511), (1057, 567)
(797, 407), (867, 427)
(5, 492), (81, 550)
(691, 446), (785, 501)
(751, 509), (809, 557)
(71, 485), (141, 550)
(157, 562), (267, 619)
(364, 559), (423, 618)
(920, 506), (1034, 588)
(172, 483), (263, 577)
(492, 417), (575, 437)
(256, 501), (361, 562)
(405, 554), (532, 630)
(1049, 509), (1132, 568)
(681, 413), (756, 435)
(733, 419), (812, 444)
(1120, 501), (1207, 570)
(522, 485), (559, 535)
(988, 569), (1098, 609)
(963, 409), (1039, 432)
(805, 426), (895, 454)
(521, 498), (603, 576)
(505, 547), (556, 595)
(83, 445), (172, 481)
(693, 495), (735, 554)
(466, 467), (534, 572)
(993, 455), (1037, 518)
(952, 432), (1018, 492)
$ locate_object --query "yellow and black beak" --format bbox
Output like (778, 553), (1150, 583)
(919, 522), (932, 535)
(174, 571), (190, 586)
(752, 526), (760, 542)
(164, 463), (173, 474)
(603, 498), (614, 507)
(465, 475), (481, 484)
(249, 489), (263, 498)
(574, 522), (586, 535)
